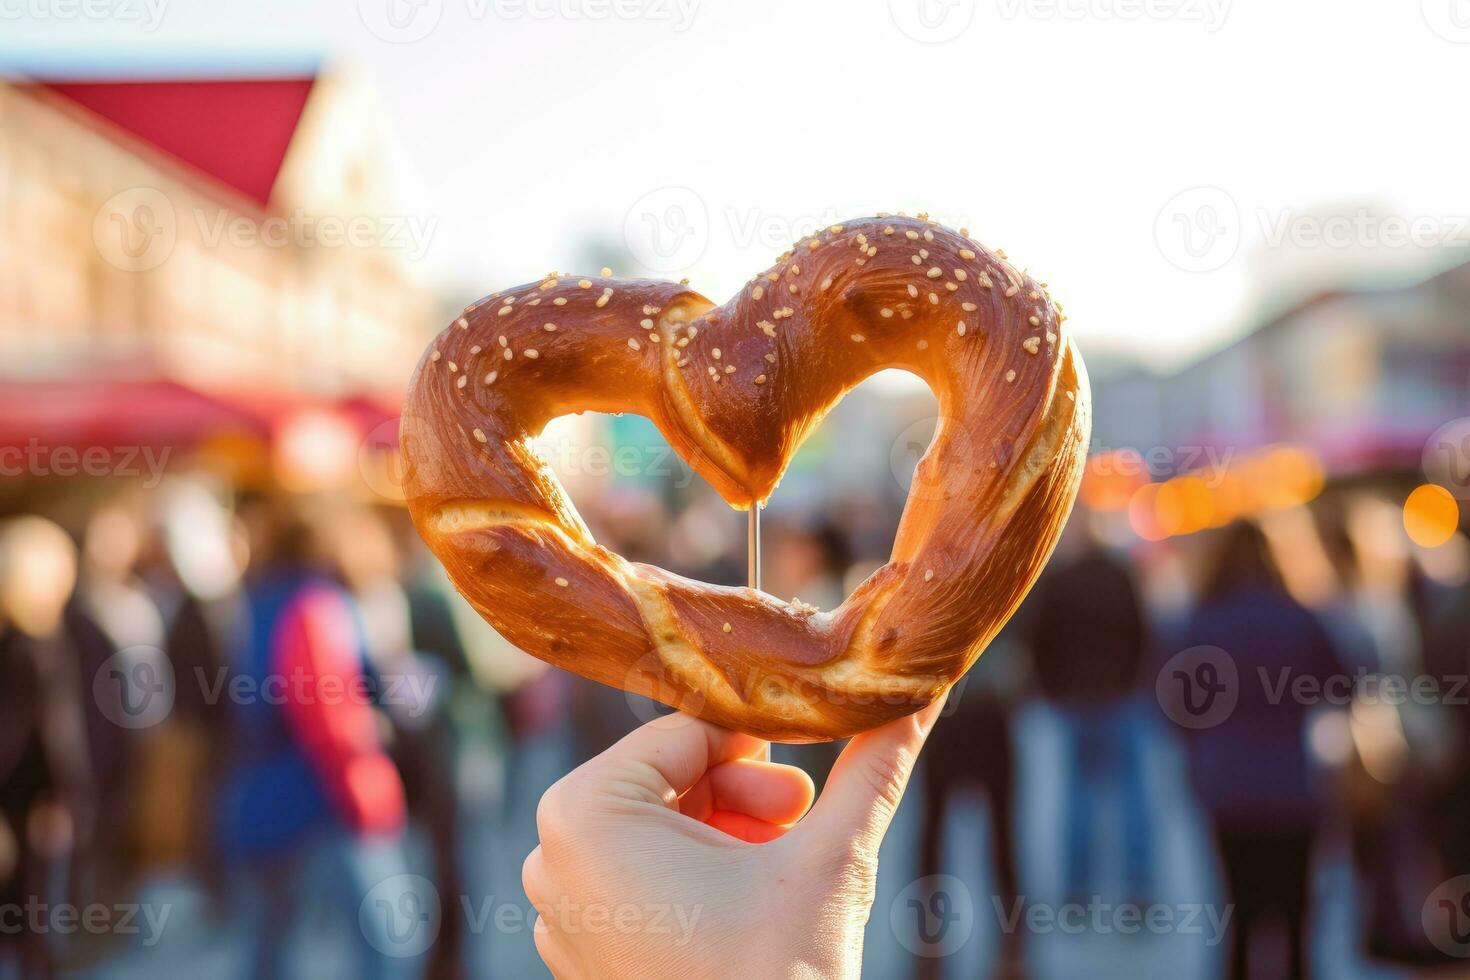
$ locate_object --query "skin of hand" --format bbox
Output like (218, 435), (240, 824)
(522, 693), (948, 980)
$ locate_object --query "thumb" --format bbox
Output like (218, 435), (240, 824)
(802, 691), (948, 850)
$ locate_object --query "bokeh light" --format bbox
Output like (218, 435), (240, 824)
(1080, 450), (1149, 513)
(273, 408), (361, 492)
(1110, 444), (1324, 542)
(1402, 483), (1459, 548)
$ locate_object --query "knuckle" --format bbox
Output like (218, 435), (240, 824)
(837, 834), (882, 879)
(818, 836), (881, 909)
(532, 915), (575, 979)
(859, 746), (915, 814)
(849, 866), (879, 911)
(535, 778), (576, 844)
(520, 847), (545, 901)
(532, 916), (555, 957)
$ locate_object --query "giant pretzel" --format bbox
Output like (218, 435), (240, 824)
(402, 214), (1090, 741)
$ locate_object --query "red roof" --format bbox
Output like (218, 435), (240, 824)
(41, 78), (316, 207)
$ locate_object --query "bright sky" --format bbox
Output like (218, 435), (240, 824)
(4, 0), (1467, 368)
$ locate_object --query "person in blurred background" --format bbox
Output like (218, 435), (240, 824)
(1175, 519), (1342, 980)
(69, 496), (171, 904)
(1024, 511), (1154, 903)
(75, 497), (167, 658)
(329, 503), (468, 979)
(0, 517), (93, 979)
(218, 493), (411, 979)
(915, 630), (1026, 980)
(1426, 529), (1470, 869)
(155, 480), (250, 911)
(763, 518), (849, 613)
(1315, 497), (1457, 963)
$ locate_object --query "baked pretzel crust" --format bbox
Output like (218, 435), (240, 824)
(402, 214), (1090, 741)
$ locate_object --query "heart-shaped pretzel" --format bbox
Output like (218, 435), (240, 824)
(401, 214), (1090, 741)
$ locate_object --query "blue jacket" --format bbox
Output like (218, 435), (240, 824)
(216, 570), (366, 861)
(1179, 585), (1343, 831)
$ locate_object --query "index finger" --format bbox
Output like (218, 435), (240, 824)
(586, 712), (770, 808)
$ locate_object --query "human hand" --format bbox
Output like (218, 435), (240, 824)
(522, 695), (947, 979)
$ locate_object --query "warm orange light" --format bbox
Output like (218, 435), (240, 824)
(1127, 483), (1167, 541)
(1208, 469), (1248, 528)
(1249, 445), (1324, 511)
(1152, 481), (1187, 537)
(194, 431), (272, 487)
(1122, 444), (1330, 541)
(1165, 475), (1214, 535)
(1081, 450), (1149, 512)
(1403, 484), (1460, 548)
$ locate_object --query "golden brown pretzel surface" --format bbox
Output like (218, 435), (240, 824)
(401, 214), (1090, 741)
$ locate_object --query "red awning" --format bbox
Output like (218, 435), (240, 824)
(338, 394), (402, 443)
(0, 379), (271, 452)
(0, 379), (402, 448)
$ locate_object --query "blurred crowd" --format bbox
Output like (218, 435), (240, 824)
(0, 462), (1468, 980)
(1000, 494), (1470, 980)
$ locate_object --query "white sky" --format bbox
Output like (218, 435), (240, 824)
(3, 0), (1466, 369)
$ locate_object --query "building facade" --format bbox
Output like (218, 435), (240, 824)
(1091, 259), (1470, 479)
(0, 73), (435, 404)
